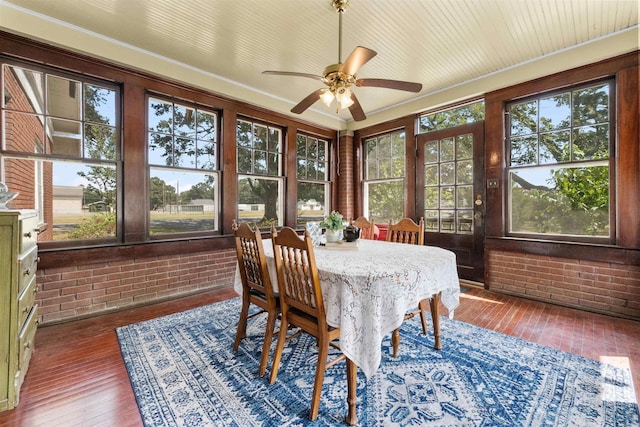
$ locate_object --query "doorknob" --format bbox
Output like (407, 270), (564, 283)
(475, 195), (483, 206)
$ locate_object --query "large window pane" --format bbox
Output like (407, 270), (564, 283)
(365, 179), (404, 223)
(297, 181), (328, 225)
(149, 169), (217, 234)
(509, 164), (609, 237)
(237, 176), (282, 227)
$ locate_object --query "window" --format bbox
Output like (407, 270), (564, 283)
(419, 100), (484, 133)
(296, 134), (329, 225)
(147, 97), (219, 235)
(507, 81), (612, 238)
(1, 62), (119, 243)
(236, 118), (283, 227)
(363, 130), (405, 222)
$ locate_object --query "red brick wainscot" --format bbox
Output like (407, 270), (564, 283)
(487, 249), (640, 320)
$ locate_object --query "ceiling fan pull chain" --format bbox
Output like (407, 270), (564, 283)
(338, 7), (343, 64)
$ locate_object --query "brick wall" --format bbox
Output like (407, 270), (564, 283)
(487, 249), (640, 319)
(35, 248), (237, 325)
(337, 131), (354, 220)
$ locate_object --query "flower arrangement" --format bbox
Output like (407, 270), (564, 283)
(320, 210), (344, 231)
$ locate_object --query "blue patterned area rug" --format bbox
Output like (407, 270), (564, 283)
(116, 298), (639, 426)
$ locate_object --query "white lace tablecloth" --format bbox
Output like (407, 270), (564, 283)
(233, 238), (460, 379)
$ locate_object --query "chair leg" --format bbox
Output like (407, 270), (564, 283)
(430, 292), (442, 350)
(258, 311), (277, 377)
(392, 328), (400, 358)
(345, 358), (358, 426)
(309, 336), (330, 421)
(269, 314), (289, 384)
(419, 299), (429, 335)
(233, 296), (250, 352)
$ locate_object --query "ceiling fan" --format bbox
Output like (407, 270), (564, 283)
(262, 0), (422, 121)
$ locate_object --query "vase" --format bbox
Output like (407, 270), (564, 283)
(325, 229), (342, 243)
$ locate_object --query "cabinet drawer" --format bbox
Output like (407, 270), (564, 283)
(18, 275), (37, 331)
(18, 305), (38, 373)
(19, 214), (39, 253)
(18, 246), (38, 296)
(16, 306), (37, 393)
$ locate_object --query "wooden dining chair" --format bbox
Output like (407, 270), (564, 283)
(352, 216), (374, 240)
(386, 217), (425, 245)
(269, 226), (345, 421)
(232, 220), (279, 377)
(386, 217), (436, 357)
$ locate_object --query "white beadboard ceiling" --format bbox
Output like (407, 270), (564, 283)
(1, 0), (638, 129)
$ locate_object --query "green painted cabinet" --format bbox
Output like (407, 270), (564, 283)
(0, 210), (38, 412)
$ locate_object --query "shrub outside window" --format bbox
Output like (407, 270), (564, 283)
(363, 130), (406, 223)
(507, 81), (612, 239)
(147, 97), (219, 235)
(1, 62), (119, 244)
(236, 118), (283, 227)
(296, 134), (329, 225)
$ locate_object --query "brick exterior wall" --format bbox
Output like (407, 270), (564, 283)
(35, 248), (237, 325)
(2, 67), (54, 239)
(487, 249), (640, 319)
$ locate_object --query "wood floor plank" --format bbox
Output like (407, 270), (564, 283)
(0, 285), (638, 426)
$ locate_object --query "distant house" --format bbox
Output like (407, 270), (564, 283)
(188, 199), (215, 212)
(52, 185), (83, 216)
(297, 199), (324, 211)
(238, 203), (265, 212)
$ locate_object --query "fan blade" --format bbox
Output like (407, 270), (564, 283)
(291, 89), (324, 114)
(348, 92), (366, 122)
(340, 46), (377, 76)
(356, 78), (422, 92)
(262, 71), (323, 81)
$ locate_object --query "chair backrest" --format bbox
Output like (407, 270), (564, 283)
(271, 227), (326, 326)
(352, 216), (374, 240)
(386, 217), (425, 245)
(233, 220), (276, 305)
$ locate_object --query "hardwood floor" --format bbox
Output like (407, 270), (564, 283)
(1, 285), (638, 426)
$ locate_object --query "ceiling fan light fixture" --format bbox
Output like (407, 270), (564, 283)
(320, 89), (335, 107)
(335, 87), (354, 109)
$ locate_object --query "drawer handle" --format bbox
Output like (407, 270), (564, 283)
(23, 307), (29, 313)
(24, 268), (30, 276)
(24, 342), (31, 349)
(24, 231), (32, 238)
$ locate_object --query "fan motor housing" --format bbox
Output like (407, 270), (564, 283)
(322, 63), (356, 88)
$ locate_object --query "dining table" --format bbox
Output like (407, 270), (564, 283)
(233, 236), (460, 425)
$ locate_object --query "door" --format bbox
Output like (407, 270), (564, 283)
(417, 122), (485, 282)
